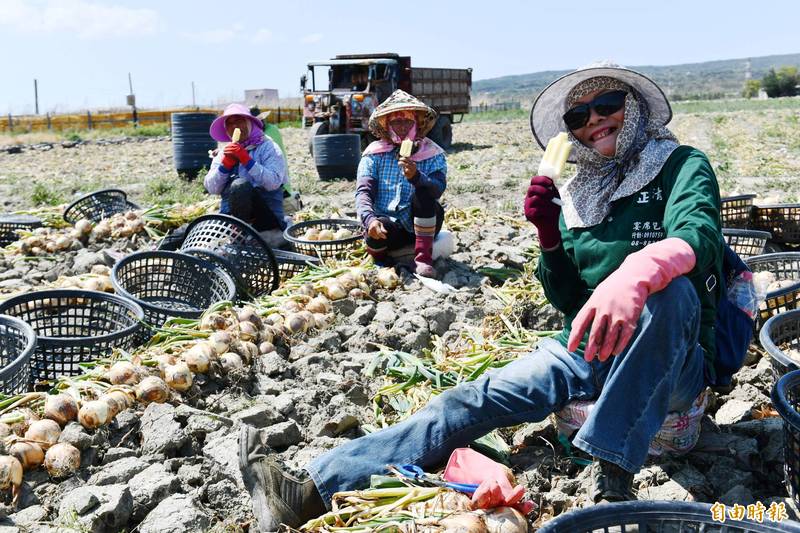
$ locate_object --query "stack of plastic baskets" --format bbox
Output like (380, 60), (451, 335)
(721, 194), (757, 229)
(751, 203), (800, 247)
(724, 228), (772, 258)
(273, 249), (321, 282)
(745, 253), (800, 332)
(773, 368), (800, 511)
(538, 500), (800, 532)
(111, 251), (237, 340)
(761, 310), (800, 381)
(180, 214), (280, 299)
(0, 290), (143, 386)
(0, 315), (36, 394)
(63, 189), (139, 224)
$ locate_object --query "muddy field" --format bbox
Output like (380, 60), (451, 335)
(0, 107), (798, 531)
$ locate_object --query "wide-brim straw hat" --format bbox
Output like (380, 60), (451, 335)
(210, 103), (264, 142)
(530, 60), (672, 161)
(368, 90), (438, 140)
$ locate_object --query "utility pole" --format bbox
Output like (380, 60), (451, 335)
(191, 81), (196, 108)
(33, 79), (39, 115)
(127, 72), (138, 127)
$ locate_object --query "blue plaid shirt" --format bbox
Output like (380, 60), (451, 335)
(357, 150), (447, 232)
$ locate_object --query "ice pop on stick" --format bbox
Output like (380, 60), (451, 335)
(232, 127), (242, 143)
(537, 132), (573, 206)
(399, 139), (413, 158)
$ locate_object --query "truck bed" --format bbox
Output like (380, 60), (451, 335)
(410, 68), (472, 114)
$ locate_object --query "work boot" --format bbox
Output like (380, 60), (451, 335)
(238, 425), (326, 531)
(589, 458), (635, 504)
(413, 234), (436, 278)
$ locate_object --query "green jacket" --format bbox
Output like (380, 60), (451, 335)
(536, 146), (723, 382)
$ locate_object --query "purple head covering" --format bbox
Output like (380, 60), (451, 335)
(209, 103), (265, 147)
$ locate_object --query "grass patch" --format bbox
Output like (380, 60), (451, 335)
(144, 175), (207, 205)
(30, 183), (64, 206)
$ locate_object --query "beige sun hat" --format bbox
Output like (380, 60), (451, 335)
(368, 90), (438, 140)
(530, 60), (672, 161)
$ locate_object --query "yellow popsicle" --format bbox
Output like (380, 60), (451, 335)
(232, 127), (242, 143)
(537, 132), (573, 207)
(399, 139), (413, 158)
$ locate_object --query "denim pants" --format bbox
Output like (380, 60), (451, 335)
(307, 276), (706, 506)
(220, 178), (282, 231)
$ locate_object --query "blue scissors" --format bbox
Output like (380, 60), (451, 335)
(388, 464), (479, 494)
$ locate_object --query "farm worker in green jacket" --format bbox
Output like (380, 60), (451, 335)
(237, 62), (724, 529)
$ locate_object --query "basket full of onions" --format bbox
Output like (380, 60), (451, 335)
(0, 316), (36, 394)
(62, 188), (139, 225)
(0, 290), (144, 385)
(283, 219), (362, 258)
(111, 251), (237, 340)
(179, 214), (280, 298)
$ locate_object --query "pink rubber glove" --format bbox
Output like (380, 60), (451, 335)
(523, 176), (562, 250)
(443, 448), (535, 514)
(568, 237), (697, 362)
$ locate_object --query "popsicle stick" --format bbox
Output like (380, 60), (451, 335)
(232, 127), (241, 143)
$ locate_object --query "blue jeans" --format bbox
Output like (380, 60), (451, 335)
(307, 276), (706, 506)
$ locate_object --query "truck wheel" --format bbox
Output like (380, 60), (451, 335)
(307, 121), (329, 156)
(312, 134), (361, 181)
(427, 116), (452, 151)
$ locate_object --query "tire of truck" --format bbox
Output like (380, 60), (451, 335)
(307, 121), (329, 156)
(312, 134), (361, 181)
(427, 115), (452, 151)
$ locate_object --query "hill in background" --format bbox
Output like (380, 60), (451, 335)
(472, 53), (800, 103)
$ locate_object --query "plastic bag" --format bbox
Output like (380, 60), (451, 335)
(728, 270), (759, 319)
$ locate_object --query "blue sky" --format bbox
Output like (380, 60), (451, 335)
(1, 0), (798, 114)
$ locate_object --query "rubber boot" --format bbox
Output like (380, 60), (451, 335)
(413, 233), (436, 278)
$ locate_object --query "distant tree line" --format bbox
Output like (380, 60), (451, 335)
(743, 66), (799, 98)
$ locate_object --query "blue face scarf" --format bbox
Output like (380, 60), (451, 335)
(559, 77), (680, 229)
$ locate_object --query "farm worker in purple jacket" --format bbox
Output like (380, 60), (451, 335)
(355, 90), (447, 278)
(204, 103), (289, 230)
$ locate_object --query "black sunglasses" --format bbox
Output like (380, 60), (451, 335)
(563, 90), (627, 131)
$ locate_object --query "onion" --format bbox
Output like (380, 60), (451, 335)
(91, 264), (111, 276)
(200, 312), (228, 331)
(303, 228), (320, 241)
(313, 313), (330, 329)
(318, 229), (334, 241)
(99, 394), (124, 419)
(440, 514), (488, 533)
(306, 296), (330, 314)
(44, 394), (78, 427)
(209, 331), (232, 355)
(322, 281), (347, 301)
(237, 307), (263, 328)
(24, 420), (61, 449)
(220, 352), (243, 373)
(259, 341), (276, 355)
(482, 507), (528, 533)
(106, 361), (139, 385)
(44, 443), (81, 479)
(238, 321), (259, 342)
(349, 288), (367, 299)
(258, 327), (273, 344)
(155, 353), (178, 374)
(377, 268), (400, 289)
(183, 344), (211, 373)
(74, 219), (93, 235)
(0, 456), (22, 492)
(333, 228), (351, 240)
(265, 314), (283, 327)
(238, 341), (259, 363)
(78, 400), (109, 430)
(281, 300), (303, 314)
(285, 313), (308, 334)
(136, 376), (170, 404)
(164, 362), (193, 392)
(337, 272), (359, 291)
(297, 283), (316, 297)
(56, 236), (73, 251)
(0, 424), (12, 439)
(9, 408), (39, 437)
(9, 442), (44, 470)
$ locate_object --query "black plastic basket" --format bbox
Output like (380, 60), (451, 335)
(179, 214), (279, 298)
(761, 310), (800, 382)
(724, 228), (773, 258)
(721, 194), (757, 230)
(772, 369), (800, 510)
(283, 219), (362, 258)
(273, 249), (321, 282)
(0, 290), (144, 385)
(745, 253), (800, 332)
(63, 189), (139, 224)
(0, 315), (35, 394)
(0, 214), (43, 247)
(539, 500), (800, 532)
(111, 251), (236, 336)
(752, 204), (800, 245)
